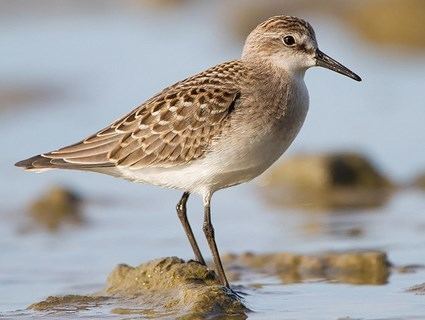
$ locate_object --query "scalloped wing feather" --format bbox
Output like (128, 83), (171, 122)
(18, 61), (245, 171)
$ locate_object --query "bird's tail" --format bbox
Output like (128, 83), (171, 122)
(16, 132), (120, 173)
(16, 154), (80, 172)
(15, 154), (114, 173)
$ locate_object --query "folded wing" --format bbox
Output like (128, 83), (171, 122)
(16, 61), (244, 171)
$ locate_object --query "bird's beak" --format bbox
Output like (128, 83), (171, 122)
(315, 49), (361, 82)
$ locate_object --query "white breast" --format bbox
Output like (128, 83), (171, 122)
(119, 75), (309, 197)
(198, 75), (309, 192)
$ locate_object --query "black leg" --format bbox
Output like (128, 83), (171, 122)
(176, 192), (206, 265)
(202, 196), (229, 288)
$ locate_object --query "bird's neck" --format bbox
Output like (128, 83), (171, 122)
(244, 58), (305, 91)
(244, 56), (305, 82)
(240, 57), (309, 122)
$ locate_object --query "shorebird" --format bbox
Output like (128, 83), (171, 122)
(16, 16), (361, 288)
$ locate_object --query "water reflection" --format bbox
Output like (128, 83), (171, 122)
(300, 218), (364, 239)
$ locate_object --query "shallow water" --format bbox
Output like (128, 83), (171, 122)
(1, 1), (425, 319)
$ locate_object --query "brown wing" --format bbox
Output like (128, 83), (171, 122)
(16, 61), (245, 171)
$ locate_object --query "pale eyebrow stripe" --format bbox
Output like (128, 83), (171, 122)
(262, 32), (281, 38)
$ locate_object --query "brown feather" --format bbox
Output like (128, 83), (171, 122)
(16, 60), (245, 171)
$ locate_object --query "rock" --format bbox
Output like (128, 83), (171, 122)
(28, 186), (84, 231)
(263, 152), (393, 210)
(223, 250), (390, 285)
(29, 257), (248, 319)
(105, 257), (247, 318)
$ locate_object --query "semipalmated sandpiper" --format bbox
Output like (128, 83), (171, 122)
(16, 15), (361, 288)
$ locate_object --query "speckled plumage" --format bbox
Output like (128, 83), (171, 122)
(37, 61), (247, 169)
(16, 15), (361, 288)
(17, 16), (317, 180)
(15, 12), (362, 200)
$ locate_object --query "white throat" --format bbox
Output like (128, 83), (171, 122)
(269, 54), (314, 79)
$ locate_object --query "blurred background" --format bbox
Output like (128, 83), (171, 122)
(1, 0), (425, 318)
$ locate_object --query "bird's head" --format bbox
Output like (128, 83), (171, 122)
(242, 15), (361, 81)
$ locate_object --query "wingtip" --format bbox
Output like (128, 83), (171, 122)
(15, 158), (33, 169)
(15, 155), (46, 170)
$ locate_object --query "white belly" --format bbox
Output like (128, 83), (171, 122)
(119, 106), (308, 197)
(119, 77), (309, 197)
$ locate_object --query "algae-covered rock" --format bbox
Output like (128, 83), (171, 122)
(324, 251), (390, 285)
(263, 152), (393, 210)
(105, 257), (247, 318)
(29, 257), (247, 319)
(223, 250), (390, 285)
(28, 186), (84, 231)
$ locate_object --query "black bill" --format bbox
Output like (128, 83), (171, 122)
(316, 49), (361, 82)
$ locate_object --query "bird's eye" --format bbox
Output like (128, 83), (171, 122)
(283, 35), (296, 46)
